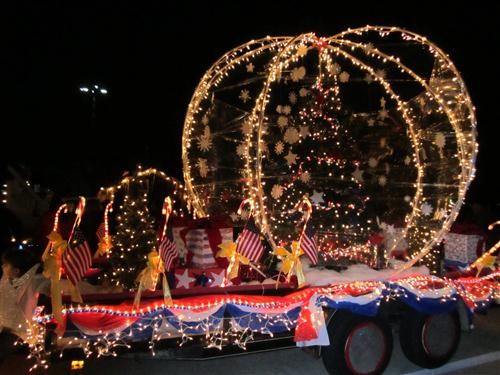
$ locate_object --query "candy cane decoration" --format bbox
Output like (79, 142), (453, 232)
(161, 196), (173, 242)
(52, 203), (68, 232)
(296, 196), (313, 234)
(237, 197), (254, 217)
(69, 196), (86, 241)
(103, 201), (113, 239)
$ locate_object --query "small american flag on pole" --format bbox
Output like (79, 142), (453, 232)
(159, 226), (178, 272)
(62, 228), (93, 285)
(299, 221), (318, 265)
(236, 216), (264, 263)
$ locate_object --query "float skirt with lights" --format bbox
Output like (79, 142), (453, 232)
(33, 273), (499, 357)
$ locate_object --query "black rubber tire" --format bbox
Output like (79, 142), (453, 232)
(322, 310), (393, 375)
(399, 309), (460, 369)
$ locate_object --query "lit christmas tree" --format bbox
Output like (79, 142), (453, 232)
(104, 180), (158, 290)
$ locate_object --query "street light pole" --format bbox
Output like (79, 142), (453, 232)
(79, 84), (108, 120)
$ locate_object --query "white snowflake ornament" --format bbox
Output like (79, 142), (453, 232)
(421, 202), (433, 216)
(291, 66), (306, 82)
(296, 44), (308, 57)
(435, 132), (446, 158)
(339, 71), (350, 83)
(239, 89), (251, 103)
(330, 63), (341, 75)
(289, 92), (297, 104)
(271, 184), (283, 200)
(197, 126), (212, 152)
(275, 141), (285, 155)
(277, 115), (288, 129)
(236, 143), (247, 157)
(300, 170), (311, 183)
(299, 87), (309, 97)
(197, 159), (209, 178)
(241, 120), (253, 135)
(368, 157), (378, 168)
(378, 175), (387, 186)
(352, 167), (364, 183)
(201, 114), (209, 125)
(283, 127), (300, 144)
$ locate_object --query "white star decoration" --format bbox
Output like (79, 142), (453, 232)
(299, 125), (310, 138)
(246, 63), (255, 73)
(210, 270), (226, 287)
(176, 269), (194, 289)
(310, 190), (324, 205)
(352, 167), (364, 183)
(284, 150), (297, 165)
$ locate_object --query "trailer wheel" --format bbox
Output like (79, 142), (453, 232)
(322, 311), (393, 375)
(399, 309), (460, 368)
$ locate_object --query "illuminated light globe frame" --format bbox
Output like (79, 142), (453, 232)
(182, 26), (477, 269)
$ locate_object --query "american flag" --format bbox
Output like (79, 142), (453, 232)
(299, 221), (318, 264)
(159, 226), (178, 272)
(236, 216), (264, 263)
(96, 222), (106, 242)
(62, 228), (93, 285)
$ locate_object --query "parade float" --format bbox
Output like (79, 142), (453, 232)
(29, 27), (499, 375)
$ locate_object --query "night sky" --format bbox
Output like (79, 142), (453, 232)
(1, 1), (499, 205)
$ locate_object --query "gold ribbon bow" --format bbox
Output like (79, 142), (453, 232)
(133, 250), (172, 308)
(96, 234), (113, 257)
(474, 254), (497, 276)
(469, 221), (500, 276)
(273, 241), (306, 288)
(217, 241), (251, 282)
(42, 231), (67, 330)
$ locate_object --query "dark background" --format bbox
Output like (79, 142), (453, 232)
(1, 1), (498, 204)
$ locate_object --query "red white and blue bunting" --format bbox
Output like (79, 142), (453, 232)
(32, 272), (500, 367)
